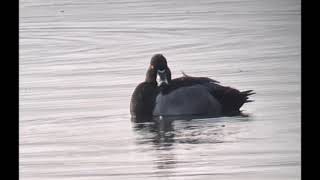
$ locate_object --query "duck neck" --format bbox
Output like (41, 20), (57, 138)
(166, 67), (172, 83)
(145, 67), (157, 84)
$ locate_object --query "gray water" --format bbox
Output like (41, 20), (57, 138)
(20, 0), (301, 179)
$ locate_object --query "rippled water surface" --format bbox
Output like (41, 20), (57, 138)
(20, 0), (301, 179)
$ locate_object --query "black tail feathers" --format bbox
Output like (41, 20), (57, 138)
(241, 90), (255, 104)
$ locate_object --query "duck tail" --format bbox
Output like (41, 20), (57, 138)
(240, 90), (255, 105)
(241, 90), (255, 96)
(241, 90), (255, 101)
(220, 88), (255, 115)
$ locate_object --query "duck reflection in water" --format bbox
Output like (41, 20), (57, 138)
(132, 116), (176, 146)
(132, 116), (178, 174)
(132, 114), (250, 146)
(132, 115), (251, 173)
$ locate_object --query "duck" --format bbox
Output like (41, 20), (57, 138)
(130, 54), (255, 122)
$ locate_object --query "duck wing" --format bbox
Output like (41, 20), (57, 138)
(203, 82), (255, 115)
(160, 72), (219, 94)
(165, 72), (255, 115)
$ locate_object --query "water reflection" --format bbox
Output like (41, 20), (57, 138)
(133, 115), (251, 144)
(132, 115), (252, 173)
(133, 117), (175, 146)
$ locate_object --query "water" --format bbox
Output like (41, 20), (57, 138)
(19, 0), (301, 179)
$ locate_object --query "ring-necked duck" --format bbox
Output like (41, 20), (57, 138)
(130, 54), (255, 122)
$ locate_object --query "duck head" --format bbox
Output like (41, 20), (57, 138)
(145, 54), (172, 86)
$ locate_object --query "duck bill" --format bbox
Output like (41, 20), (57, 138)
(157, 69), (168, 86)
